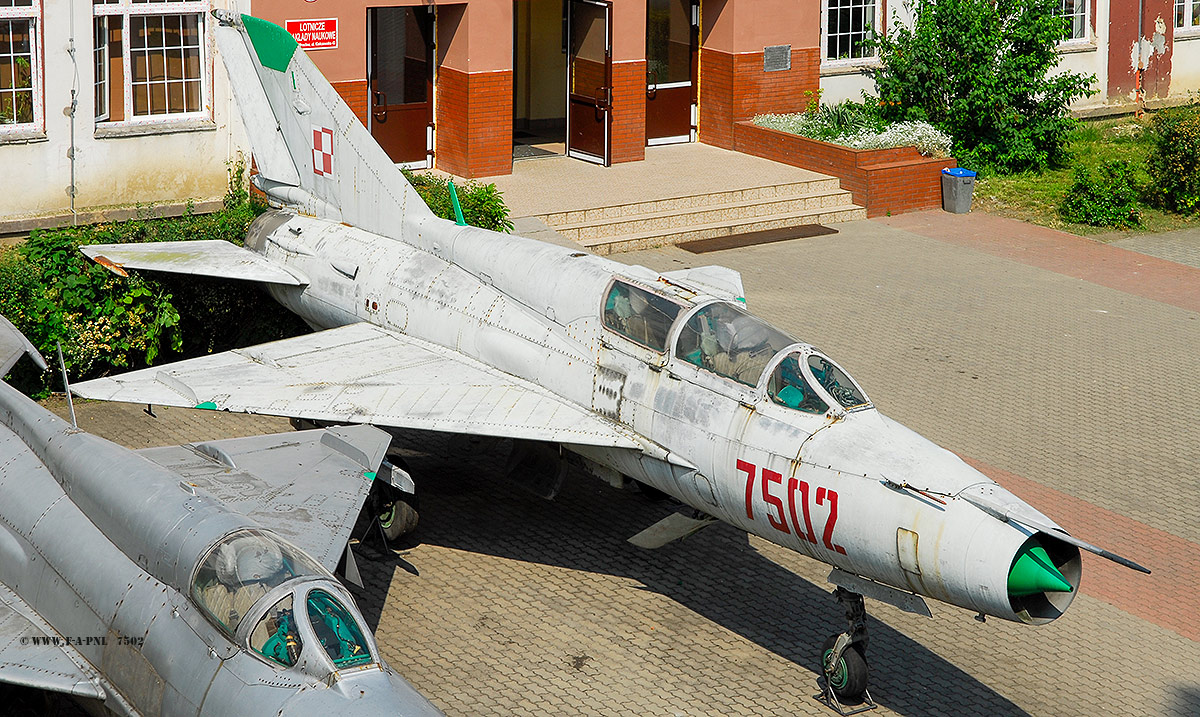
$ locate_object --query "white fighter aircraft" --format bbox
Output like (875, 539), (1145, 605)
(74, 11), (1148, 708)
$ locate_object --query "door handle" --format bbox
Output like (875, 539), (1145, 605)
(646, 69), (657, 99)
(594, 86), (611, 111)
(372, 90), (388, 124)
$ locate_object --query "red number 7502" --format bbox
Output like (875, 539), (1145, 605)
(738, 459), (846, 555)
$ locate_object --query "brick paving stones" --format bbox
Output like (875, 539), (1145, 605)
(31, 212), (1200, 716)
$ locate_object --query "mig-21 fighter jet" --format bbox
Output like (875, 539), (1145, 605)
(0, 316), (441, 716)
(73, 11), (1148, 708)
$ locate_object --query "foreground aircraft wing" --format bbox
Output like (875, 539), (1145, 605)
(138, 425), (389, 570)
(80, 240), (307, 286)
(0, 582), (106, 700)
(74, 322), (639, 449)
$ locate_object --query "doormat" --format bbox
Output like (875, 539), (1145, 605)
(678, 224), (838, 254)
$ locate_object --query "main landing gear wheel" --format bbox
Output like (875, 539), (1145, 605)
(378, 496), (419, 541)
(815, 587), (877, 714)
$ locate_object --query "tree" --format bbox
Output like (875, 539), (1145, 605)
(867, 0), (1095, 173)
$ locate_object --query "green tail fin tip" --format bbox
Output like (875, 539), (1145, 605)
(1008, 544), (1073, 597)
(449, 181), (467, 226)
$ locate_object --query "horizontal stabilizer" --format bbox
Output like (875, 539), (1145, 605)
(0, 315), (47, 376)
(138, 425), (391, 571)
(81, 240), (306, 285)
(74, 322), (639, 449)
(628, 511), (718, 549)
(0, 582), (106, 700)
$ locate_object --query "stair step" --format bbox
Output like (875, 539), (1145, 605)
(581, 204), (866, 255)
(539, 177), (842, 226)
(550, 189), (855, 241)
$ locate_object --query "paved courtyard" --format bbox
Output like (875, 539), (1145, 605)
(41, 210), (1200, 716)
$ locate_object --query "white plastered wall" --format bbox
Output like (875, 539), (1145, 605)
(0, 0), (248, 229)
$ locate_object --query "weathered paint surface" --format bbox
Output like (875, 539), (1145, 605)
(1108, 0), (1174, 101)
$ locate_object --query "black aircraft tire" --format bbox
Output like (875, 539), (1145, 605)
(820, 634), (868, 704)
(379, 498), (419, 540)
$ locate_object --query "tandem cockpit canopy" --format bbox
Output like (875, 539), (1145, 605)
(192, 529), (376, 672)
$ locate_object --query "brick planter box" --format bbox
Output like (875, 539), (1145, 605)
(732, 121), (957, 218)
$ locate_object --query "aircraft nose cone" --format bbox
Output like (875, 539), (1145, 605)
(279, 668), (444, 717)
(1008, 542), (1073, 597)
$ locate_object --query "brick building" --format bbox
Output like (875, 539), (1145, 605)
(253, 0), (820, 178)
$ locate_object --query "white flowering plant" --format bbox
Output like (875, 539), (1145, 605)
(754, 101), (954, 158)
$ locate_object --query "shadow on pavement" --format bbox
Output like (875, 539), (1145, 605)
(349, 433), (1031, 717)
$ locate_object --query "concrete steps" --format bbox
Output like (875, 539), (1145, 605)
(537, 176), (863, 255)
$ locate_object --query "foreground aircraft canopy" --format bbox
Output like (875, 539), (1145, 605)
(0, 317), (442, 716)
(73, 12), (1149, 707)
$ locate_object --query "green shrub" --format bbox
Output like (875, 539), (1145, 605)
(403, 170), (514, 233)
(869, 0), (1095, 174)
(1146, 103), (1200, 214)
(1059, 160), (1141, 228)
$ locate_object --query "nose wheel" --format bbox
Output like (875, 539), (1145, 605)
(816, 587), (877, 714)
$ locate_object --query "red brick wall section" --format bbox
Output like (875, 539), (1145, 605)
(732, 121), (956, 217)
(700, 47), (819, 150)
(611, 61), (646, 164)
(332, 80), (370, 129)
(437, 67), (514, 178)
(698, 49), (734, 149)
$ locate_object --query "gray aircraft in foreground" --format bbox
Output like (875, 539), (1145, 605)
(74, 11), (1148, 708)
(0, 316), (441, 716)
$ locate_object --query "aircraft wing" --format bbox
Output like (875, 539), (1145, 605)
(137, 425), (389, 571)
(74, 322), (639, 449)
(0, 582), (106, 700)
(80, 240), (307, 286)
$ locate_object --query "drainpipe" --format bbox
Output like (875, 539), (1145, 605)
(67, 0), (79, 224)
(1135, 0), (1145, 118)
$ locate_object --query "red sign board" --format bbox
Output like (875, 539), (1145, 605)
(286, 18), (338, 50)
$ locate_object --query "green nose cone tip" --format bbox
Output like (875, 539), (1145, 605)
(1008, 544), (1073, 597)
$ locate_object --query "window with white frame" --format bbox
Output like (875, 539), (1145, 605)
(1177, 0), (1200, 30)
(825, 0), (876, 62)
(1057, 0), (1087, 41)
(0, 0), (40, 130)
(93, 0), (209, 124)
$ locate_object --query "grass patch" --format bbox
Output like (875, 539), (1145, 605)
(973, 116), (1200, 237)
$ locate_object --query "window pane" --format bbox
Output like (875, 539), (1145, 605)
(182, 13), (198, 46)
(132, 52), (147, 82)
(167, 80), (183, 112)
(305, 589), (373, 669)
(602, 280), (684, 353)
(807, 355), (868, 409)
(184, 78), (199, 111)
(148, 49), (165, 81)
(166, 47), (182, 77)
(184, 46), (199, 78)
(0, 0), (35, 6)
(0, 19), (34, 125)
(250, 595), (302, 668)
(131, 16), (146, 49)
(770, 355), (829, 414)
(149, 81), (165, 113)
(133, 83), (148, 114)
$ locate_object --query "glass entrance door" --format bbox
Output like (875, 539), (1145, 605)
(368, 7), (433, 168)
(645, 0), (696, 145)
(566, 0), (612, 165)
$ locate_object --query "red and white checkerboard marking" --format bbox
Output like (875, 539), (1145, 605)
(312, 126), (334, 176)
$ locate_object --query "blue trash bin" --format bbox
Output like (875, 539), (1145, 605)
(941, 167), (976, 213)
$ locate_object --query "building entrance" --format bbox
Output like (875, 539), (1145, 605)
(645, 0), (697, 145)
(512, 0), (567, 160)
(368, 7), (434, 168)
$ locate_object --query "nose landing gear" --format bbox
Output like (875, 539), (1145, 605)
(816, 587), (876, 714)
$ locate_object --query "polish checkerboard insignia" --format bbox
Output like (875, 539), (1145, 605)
(312, 126), (334, 176)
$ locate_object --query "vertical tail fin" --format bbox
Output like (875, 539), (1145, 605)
(212, 11), (434, 236)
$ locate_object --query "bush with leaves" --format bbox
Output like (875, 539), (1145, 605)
(1145, 102), (1200, 214)
(1059, 160), (1141, 228)
(868, 0), (1095, 174)
(403, 170), (514, 233)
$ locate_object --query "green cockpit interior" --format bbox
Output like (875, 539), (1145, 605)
(250, 588), (373, 669)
